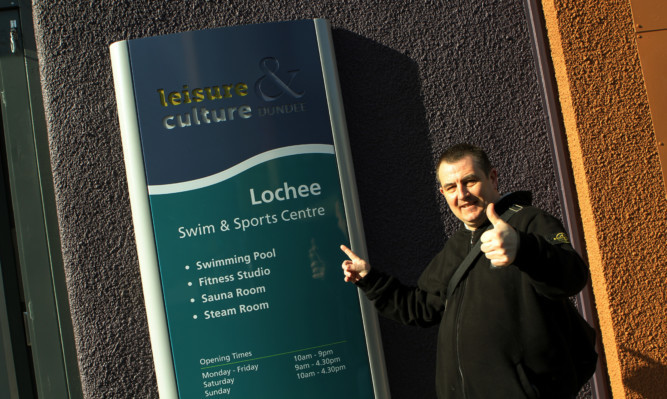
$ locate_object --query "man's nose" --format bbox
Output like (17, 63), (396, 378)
(456, 184), (469, 199)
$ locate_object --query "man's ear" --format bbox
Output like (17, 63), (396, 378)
(489, 168), (498, 190)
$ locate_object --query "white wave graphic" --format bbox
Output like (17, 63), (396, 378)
(148, 144), (335, 195)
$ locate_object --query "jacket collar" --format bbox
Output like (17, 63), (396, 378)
(458, 191), (532, 234)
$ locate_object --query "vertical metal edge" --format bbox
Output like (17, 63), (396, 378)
(21, 2), (83, 393)
(521, 1), (610, 398)
(1, 7), (75, 396)
(313, 18), (391, 399)
(109, 41), (179, 399)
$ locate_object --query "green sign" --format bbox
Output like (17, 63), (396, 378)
(111, 19), (388, 398)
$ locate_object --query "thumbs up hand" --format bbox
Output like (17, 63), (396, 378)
(480, 203), (519, 267)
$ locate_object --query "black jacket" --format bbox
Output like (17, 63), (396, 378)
(357, 192), (589, 398)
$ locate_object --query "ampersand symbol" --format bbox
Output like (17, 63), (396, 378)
(255, 57), (304, 102)
(220, 220), (230, 232)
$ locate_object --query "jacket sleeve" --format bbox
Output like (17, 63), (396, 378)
(355, 268), (444, 327)
(513, 210), (589, 299)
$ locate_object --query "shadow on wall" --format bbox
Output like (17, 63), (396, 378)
(622, 345), (667, 399)
(332, 28), (444, 399)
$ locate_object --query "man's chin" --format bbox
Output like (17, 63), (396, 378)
(461, 211), (486, 228)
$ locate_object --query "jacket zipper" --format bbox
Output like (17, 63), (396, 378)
(455, 280), (467, 398)
(457, 230), (477, 398)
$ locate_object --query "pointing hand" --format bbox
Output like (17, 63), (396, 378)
(340, 245), (370, 283)
(480, 203), (519, 267)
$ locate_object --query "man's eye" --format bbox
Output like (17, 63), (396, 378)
(465, 180), (477, 187)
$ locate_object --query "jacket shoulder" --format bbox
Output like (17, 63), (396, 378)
(509, 205), (572, 243)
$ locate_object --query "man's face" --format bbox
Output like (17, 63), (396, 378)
(438, 155), (500, 230)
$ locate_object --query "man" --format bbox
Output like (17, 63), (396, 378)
(341, 143), (591, 398)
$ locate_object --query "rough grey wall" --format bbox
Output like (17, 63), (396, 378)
(32, 1), (563, 398)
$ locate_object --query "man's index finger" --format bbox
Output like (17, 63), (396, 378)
(340, 245), (360, 260)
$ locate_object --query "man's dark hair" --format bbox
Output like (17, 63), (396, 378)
(438, 143), (493, 176)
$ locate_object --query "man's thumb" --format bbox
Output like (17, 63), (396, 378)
(486, 202), (502, 226)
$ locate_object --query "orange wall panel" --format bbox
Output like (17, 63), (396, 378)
(541, 0), (667, 398)
(631, 0), (667, 196)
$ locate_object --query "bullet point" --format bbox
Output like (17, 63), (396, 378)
(188, 282), (193, 286)
(185, 265), (190, 270)
(190, 298), (195, 303)
(193, 315), (198, 319)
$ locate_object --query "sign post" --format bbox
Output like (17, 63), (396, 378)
(111, 19), (389, 399)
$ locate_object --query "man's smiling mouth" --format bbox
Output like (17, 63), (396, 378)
(460, 202), (477, 209)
